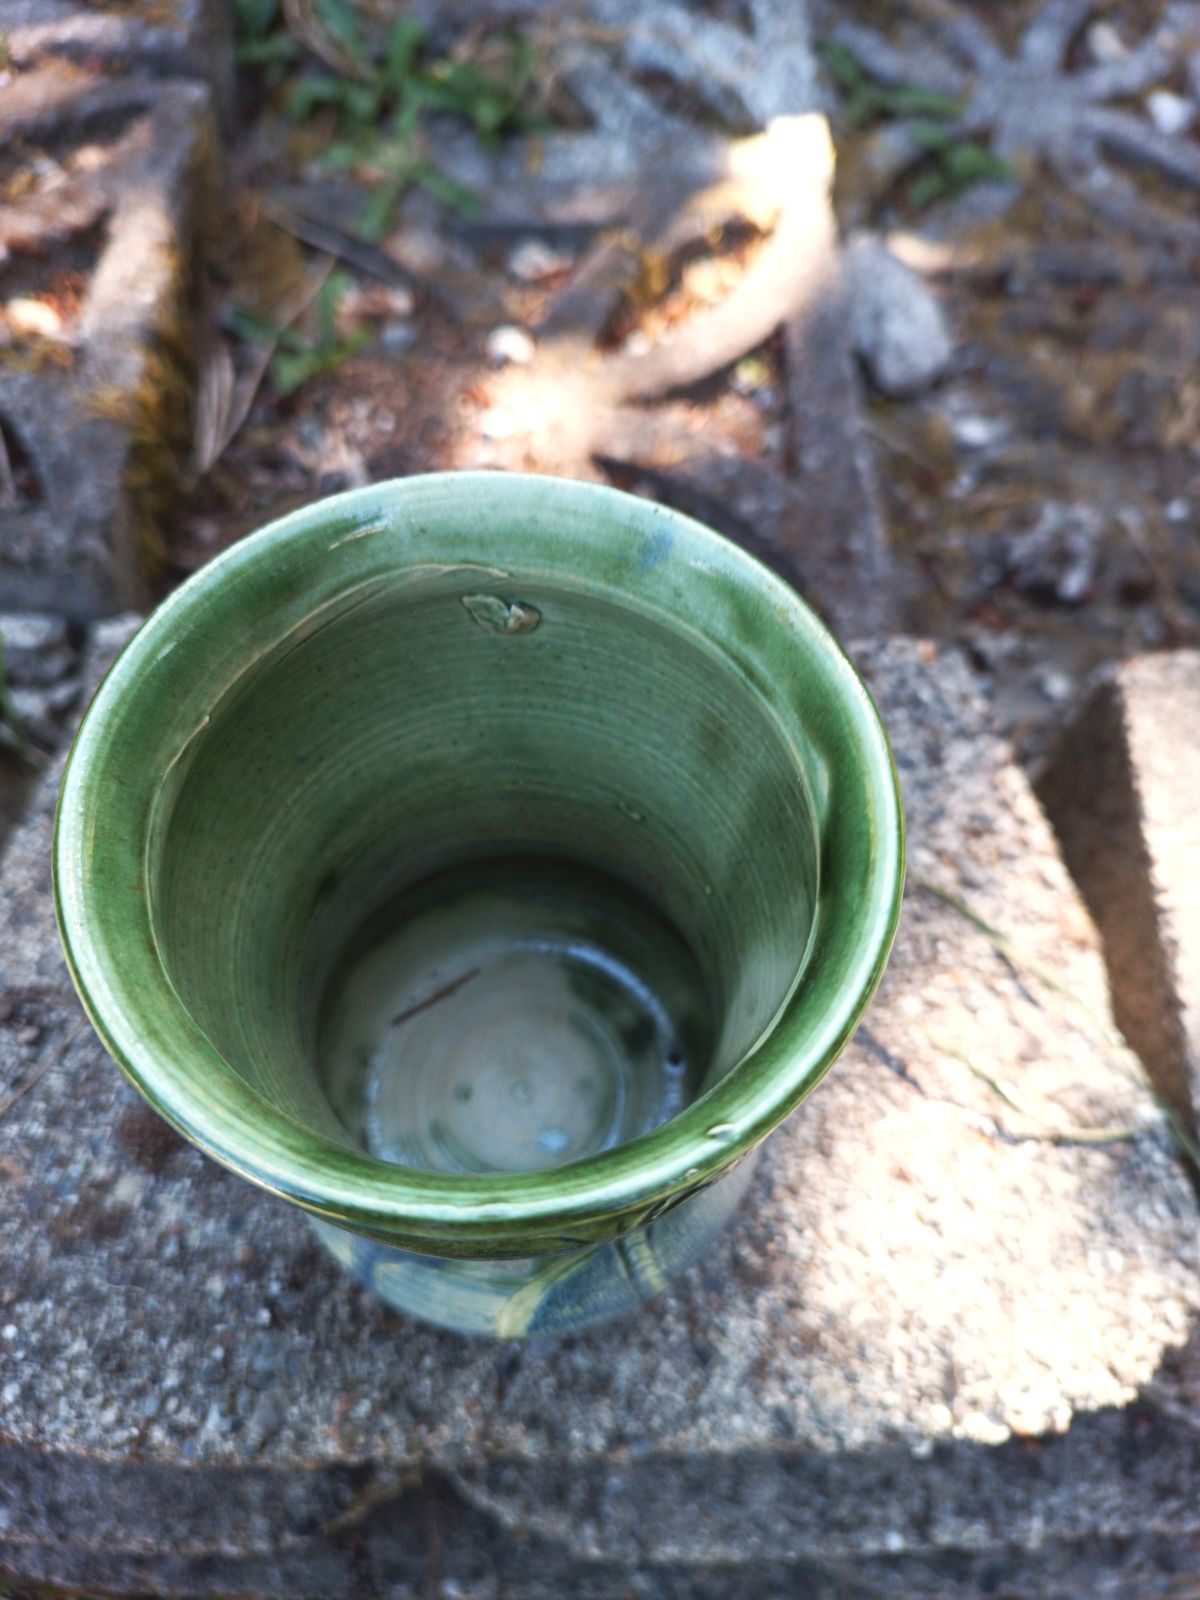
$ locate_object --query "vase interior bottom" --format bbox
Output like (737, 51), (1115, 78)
(315, 854), (715, 1175)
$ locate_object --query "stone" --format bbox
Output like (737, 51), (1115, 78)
(1146, 89), (1195, 137)
(1087, 21), (1128, 65)
(1, 632), (1197, 1598)
(0, 613), (75, 687)
(949, 410), (1009, 451)
(0, 615), (78, 825)
(1037, 651), (1200, 1140)
(6, 680), (80, 747)
(507, 239), (574, 284)
(485, 324), (537, 367)
(1003, 501), (1103, 607)
(844, 233), (954, 398)
(0, 76), (218, 617)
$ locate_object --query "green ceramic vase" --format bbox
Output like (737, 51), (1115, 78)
(54, 473), (903, 1337)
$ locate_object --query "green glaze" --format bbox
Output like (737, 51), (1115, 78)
(54, 473), (903, 1328)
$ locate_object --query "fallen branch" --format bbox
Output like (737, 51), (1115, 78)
(263, 197), (418, 289)
(607, 175), (832, 400)
(536, 229), (645, 342)
(392, 969), (479, 1027)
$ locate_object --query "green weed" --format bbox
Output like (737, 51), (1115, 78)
(817, 38), (1016, 211)
(236, 2), (542, 238)
(228, 269), (369, 397)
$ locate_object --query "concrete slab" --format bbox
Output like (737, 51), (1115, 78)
(1038, 650), (1200, 1141)
(0, 73), (217, 617)
(0, 632), (1196, 1597)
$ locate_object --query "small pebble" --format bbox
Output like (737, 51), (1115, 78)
(952, 414), (1007, 451)
(1137, 608), (1168, 646)
(380, 320), (416, 353)
(845, 233), (954, 397)
(8, 684), (77, 741)
(1086, 20), (1126, 63)
(6, 298), (63, 340)
(0, 613), (68, 656)
(955, 1410), (1012, 1446)
(188, 520), (221, 550)
(250, 1393), (286, 1440)
(1038, 669), (1074, 706)
(203, 1400), (232, 1433)
(478, 406), (518, 441)
(485, 324), (536, 367)
(1146, 89), (1194, 137)
(71, 144), (110, 174)
(1166, 497), (1191, 523)
(112, 1173), (143, 1206)
(508, 238), (573, 283)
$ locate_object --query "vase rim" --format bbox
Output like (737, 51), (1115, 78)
(54, 471), (904, 1253)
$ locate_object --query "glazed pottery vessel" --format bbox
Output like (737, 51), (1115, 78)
(54, 473), (903, 1337)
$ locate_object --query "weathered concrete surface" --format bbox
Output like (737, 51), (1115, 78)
(0, 612), (81, 748)
(5, 0), (234, 126)
(0, 613), (82, 902)
(0, 65), (218, 617)
(10, 1474), (1200, 1600)
(1038, 651), (1200, 1142)
(1, 631), (1197, 1598)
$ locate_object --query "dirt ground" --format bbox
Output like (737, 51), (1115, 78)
(170, 0), (1200, 767)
